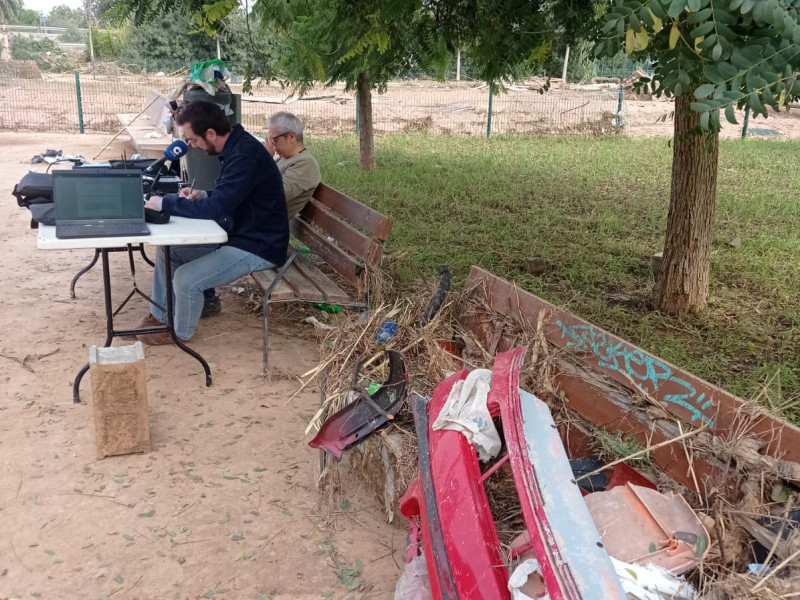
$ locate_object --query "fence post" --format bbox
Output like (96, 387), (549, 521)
(355, 97), (360, 136)
(486, 86), (493, 137)
(741, 108), (750, 139)
(74, 71), (85, 134)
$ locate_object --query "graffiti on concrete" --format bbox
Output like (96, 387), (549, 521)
(557, 321), (715, 426)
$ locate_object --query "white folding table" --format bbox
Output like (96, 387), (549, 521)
(37, 217), (228, 403)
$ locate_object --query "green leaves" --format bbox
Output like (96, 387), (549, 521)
(600, 0), (800, 131)
(694, 84), (715, 98)
(668, 0), (687, 19)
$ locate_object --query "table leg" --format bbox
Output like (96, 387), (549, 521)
(69, 248), (100, 299)
(164, 246), (213, 387)
(71, 246), (214, 403)
(138, 244), (154, 267)
(73, 249), (115, 403)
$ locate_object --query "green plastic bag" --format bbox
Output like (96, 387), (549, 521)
(189, 59), (231, 93)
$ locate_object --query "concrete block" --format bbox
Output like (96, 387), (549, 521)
(89, 342), (150, 459)
(651, 251), (663, 277)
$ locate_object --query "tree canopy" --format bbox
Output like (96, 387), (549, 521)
(0, 0), (22, 23)
(598, 0), (800, 130)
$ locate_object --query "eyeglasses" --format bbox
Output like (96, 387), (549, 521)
(269, 132), (290, 145)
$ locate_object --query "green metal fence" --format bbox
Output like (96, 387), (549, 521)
(0, 61), (624, 137)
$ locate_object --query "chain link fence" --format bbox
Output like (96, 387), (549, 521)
(0, 60), (626, 137)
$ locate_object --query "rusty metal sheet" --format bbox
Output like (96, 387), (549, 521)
(462, 266), (800, 467)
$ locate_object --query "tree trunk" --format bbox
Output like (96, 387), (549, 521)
(356, 71), (375, 170)
(652, 94), (719, 315)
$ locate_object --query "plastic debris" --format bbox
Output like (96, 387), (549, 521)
(316, 303), (341, 314)
(612, 558), (697, 600)
(586, 483), (710, 575)
(432, 368), (499, 461)
(747, 563), (772, 577)
(304, 316), (334, 332)
(508, 559), (550, 600)
(394, 554), (432, 600)
(376, 320), (398, 343)
(189, 59), (232, 95)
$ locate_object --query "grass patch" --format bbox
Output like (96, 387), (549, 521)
(309, 133), (800, 423)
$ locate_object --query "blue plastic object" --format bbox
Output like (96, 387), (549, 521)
(376, 320), (397, 344)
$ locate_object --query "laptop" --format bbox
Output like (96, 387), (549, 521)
(54, 170), (151, 239)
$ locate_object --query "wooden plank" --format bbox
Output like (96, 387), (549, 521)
(300, 201), (383, 266)
(461, 304), (732, 499)
(313, 184), (392, 241)
(555, 364), (730, 498)
(463, 266), (800, 465)
(293, 255), (351, 304)
(280, 265), (324, 302)
(250, 269), (295, 301)
(291, 219), (363, 292)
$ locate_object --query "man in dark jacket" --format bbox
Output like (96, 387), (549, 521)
(138, 101), (288, 344)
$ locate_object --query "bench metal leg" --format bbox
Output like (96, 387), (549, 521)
(262, 296), (270, 374)
(260, 250), (300, 374)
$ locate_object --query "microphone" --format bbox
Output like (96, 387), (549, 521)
(144, 140), (188, 175)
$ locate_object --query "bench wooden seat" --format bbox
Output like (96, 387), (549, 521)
(251, 183), (392, 371)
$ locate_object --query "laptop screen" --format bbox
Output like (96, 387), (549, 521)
(54, 171), (145, 222)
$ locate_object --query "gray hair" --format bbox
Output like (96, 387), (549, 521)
(268, 111), (304, 142)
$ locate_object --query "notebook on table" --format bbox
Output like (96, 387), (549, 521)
(53, 170), (150, 239)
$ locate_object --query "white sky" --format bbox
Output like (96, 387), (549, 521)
(24, 1), (83, 14)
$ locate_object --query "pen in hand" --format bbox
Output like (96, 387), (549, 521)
(187, 178), (196, 197)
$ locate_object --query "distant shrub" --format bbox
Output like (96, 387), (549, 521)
(9, 35), (72, 72)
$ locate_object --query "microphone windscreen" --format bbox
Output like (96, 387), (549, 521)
(165, 140), (189, 160)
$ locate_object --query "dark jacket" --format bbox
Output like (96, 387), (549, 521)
(161, 124), (289, 266)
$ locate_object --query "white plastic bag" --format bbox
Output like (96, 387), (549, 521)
(508, 559), (550, 600)
(394, 554), (432, 600)
(432, 368), (500, 461)
(612, 558), (697, 600)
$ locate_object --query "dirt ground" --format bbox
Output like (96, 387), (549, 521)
(0, 134), (402, 599)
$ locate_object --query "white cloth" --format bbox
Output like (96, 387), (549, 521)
(432, 369), (500, 462)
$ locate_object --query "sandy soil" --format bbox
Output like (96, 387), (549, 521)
(0, 134), (402, 600)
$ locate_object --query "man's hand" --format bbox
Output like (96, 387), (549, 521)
(145, 195), (163, 210)
(263, 137), (277, 157)
(179, 187), (205, 200)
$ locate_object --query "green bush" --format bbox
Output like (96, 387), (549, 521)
(58, 24), (84, 44)
(91, 26), (124, 60)
(9, 35), (72, 73)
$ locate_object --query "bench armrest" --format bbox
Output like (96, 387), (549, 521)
(263, 249), (300, 297)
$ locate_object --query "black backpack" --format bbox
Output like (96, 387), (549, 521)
(12, 172), (54, 228)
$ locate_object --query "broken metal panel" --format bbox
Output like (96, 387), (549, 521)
(309, 350), (408, 460)
(462, 266), (800, 466)
(489, 347), (626, 600)
(400, 376), (509, 600)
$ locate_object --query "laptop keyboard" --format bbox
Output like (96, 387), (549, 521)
(57, 223), (149, 237)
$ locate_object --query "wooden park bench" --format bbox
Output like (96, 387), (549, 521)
(251, 183), (392, 372)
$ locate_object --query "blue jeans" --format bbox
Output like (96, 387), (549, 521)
(150, 244), (276, 340)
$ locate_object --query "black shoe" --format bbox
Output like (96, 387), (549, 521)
(201, 295), (221, 318)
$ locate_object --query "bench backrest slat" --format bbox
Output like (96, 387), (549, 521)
(312, 184), (392, 242)
(299, 201), (383, 267)
(290, 219), (364, 292)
